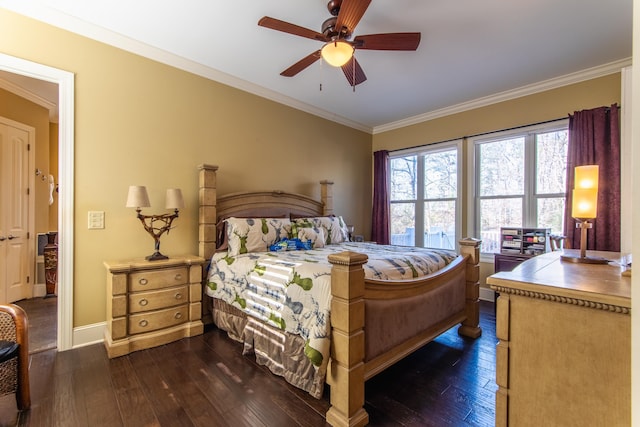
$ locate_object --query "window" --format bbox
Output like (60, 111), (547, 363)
(390, 142), (461, 249)
(473, 121), (568, 253)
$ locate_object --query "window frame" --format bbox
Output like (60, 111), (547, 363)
(468, 119), (569, 257)
(389, 140), (463, 250)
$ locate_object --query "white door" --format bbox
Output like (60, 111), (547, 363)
(0, 118), (33, 303)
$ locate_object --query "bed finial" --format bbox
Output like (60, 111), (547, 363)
(320, 180), (334, 216)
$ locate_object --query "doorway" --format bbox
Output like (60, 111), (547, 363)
(0, 53), (74, 351)
(0, 118), (34, 304)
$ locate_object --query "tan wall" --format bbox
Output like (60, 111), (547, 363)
(0, 9), (372, 327)
(0, 87), (51, 235)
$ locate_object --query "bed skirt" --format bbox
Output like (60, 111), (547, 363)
(212, 298), (325, 398)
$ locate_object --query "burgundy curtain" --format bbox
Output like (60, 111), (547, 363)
(371, 150), (390, 244)
(564, 104), (620, 251)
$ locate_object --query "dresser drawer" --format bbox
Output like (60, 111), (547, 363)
(129, 267), (188, 292)
(129, 305), (188, 335)
(128, 285), (189, 314)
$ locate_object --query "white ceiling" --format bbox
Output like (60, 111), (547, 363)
(0, 0), (632, 133)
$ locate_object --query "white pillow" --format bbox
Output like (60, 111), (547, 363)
(293, 216), (349, 244)
(298, 227), (325, 248)
(226, 217), (291, 256)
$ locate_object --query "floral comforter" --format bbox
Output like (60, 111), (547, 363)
(205, 242), (456, 374)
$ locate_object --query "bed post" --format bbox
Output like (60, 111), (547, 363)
(457, 238), (482, 338)
(198, 164), (218, 325)
(320, 180), (334, 216)
(198, 164), (218, 260)
(326, 251), (369, 427)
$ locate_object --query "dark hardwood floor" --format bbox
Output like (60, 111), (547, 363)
(14, 297), (57, 353)
(0, 300), (496, 427)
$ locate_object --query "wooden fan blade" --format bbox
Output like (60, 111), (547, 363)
(258, 17), (327, 42)
(334, 0), (372, 35)
(341, 56), (367, 86)
(281, 51), (322, 77)
(353, 33), (421, 50)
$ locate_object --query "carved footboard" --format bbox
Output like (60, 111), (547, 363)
(325, 239), (481, 427)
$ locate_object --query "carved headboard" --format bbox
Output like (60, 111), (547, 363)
(197, 164), (334, 260)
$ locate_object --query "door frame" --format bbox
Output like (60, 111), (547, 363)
(0, 53), (74, 351)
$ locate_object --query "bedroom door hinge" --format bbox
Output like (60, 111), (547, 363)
(27, 143), (31, 151)
(26, 276), (30, 284)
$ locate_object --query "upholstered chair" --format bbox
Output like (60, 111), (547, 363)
(0, 304), (30, 410)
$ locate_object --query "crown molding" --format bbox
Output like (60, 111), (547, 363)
(0, 5), (372, 133)
(373, 58), (632, 134)
(0, 76), (58, 122)
(1, 5), (629, 135)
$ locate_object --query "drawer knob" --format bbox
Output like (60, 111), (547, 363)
(139, 319), (148, 327)
(174, 312), (183, 320)
(174, 273), (182, 281)
(139, 298), (148, 306)
(175, 293), (183, 300)
(138, 278), (148, 286)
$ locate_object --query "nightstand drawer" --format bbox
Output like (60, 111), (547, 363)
(129, 285), (189, 313)
(129, 305), (188, 335)
(129, 267), (188, 292)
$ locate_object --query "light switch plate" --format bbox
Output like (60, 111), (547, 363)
(88, 211), (105, 229)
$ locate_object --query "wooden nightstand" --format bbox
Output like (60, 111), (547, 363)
(104, 255), (205, 358)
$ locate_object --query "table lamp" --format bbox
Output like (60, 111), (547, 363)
(126, 186), (184, 261)
(560, 165), (608, 264)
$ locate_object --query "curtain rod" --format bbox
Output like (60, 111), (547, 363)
(388, 116), (568, 154)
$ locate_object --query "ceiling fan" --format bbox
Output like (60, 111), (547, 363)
(258, 0), (421, 87)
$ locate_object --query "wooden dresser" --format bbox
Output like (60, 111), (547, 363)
(104, 255), (205, 358)
(487, 250), (631, 427)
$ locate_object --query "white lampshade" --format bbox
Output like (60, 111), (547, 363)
(574, 165), (599, 189)
(572, 188), (598, 219)
(321, 41), (353, 67)
(165, 188), (185, 209)
(126, 185), (150, 208)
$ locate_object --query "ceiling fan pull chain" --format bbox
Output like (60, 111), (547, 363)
(320, 57), (324, 91)
(352, 54), (356, 92)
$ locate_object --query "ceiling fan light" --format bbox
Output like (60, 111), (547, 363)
(321, 41), (353, 67)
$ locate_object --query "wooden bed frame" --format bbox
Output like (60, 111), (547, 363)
(197, 164), (481, 427)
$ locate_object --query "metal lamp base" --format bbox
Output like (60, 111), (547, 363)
(146, 251), (169, 261)
(559, 220), (609, 265)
